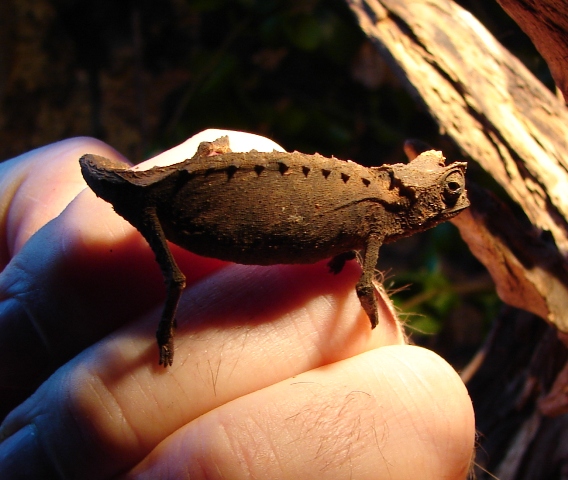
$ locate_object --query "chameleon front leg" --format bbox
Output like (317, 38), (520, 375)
(356, 234), (383, 328)
(138, 206), (186, 366)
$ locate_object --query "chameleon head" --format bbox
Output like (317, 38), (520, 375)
(385, 150), (469, 232)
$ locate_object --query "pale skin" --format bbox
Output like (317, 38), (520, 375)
(0, 130), (475, 479)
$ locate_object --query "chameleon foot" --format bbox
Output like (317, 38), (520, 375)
(157, 325), (175, 367)
(158, 340), (174, 367)
(356, 280), (379, 329)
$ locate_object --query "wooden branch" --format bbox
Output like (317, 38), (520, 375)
(346, 0), (568, 332)
(451, 184), (568, 331)
(496, 0), (568, 101)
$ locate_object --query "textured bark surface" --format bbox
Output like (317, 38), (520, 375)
(496, 0), (568, 101)
(452, 184), (568, 331)
(345, 0), (568, 477)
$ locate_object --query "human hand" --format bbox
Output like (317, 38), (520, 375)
(0, 130), (475, 478)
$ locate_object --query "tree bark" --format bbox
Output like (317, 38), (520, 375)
(495, 0), (568, 102)
(345, 0), (568, 477)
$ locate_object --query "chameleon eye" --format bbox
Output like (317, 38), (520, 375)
(442, 171), (464, 205)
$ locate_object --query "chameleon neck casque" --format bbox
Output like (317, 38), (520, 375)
(80, 137), (469, 366)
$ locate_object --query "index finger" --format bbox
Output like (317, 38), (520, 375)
(0, 130), (285, 416)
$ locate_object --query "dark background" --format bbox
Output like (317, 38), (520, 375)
(0, 0), (553, 368)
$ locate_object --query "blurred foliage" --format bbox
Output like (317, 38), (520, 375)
(155, 0), (432, 162)
(0, 0), (553, 366)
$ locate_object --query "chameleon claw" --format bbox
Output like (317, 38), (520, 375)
(157, 325), (175, 367)
(356, 280), (379, 329)
(159, 341), (174, 367)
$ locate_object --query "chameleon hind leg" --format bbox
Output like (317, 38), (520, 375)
(138, 206), (186, 366)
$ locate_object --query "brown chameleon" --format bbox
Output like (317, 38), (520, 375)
(79, 137), (469, 366)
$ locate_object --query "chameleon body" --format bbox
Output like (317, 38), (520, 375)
(80, 137), (469, 366)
